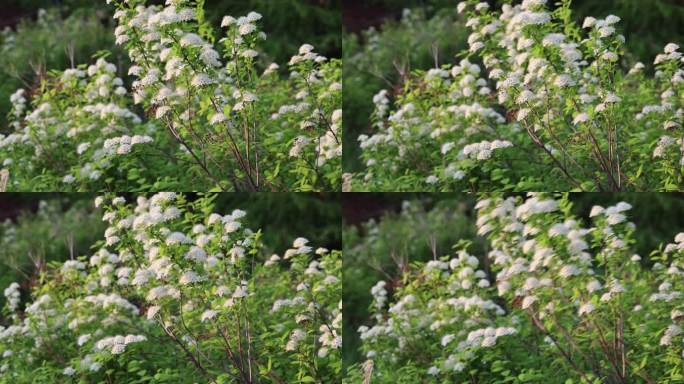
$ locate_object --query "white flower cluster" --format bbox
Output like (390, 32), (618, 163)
(654, 42), (683, 65)
(9, 89), (26, 121)
(462, 140), (513, 160)
(0, 57), (153, 188)
(582, 14), (621, 39)
(285, 329), (307, 351)
(466, 326), (517, 348)
(372, 89), (390, 125)
(588, 201), (632, 225)
(370, 280), (388, 315)
(653, 135), (684, 162)
(103, 135), (153, 156)
(660, 324), (682, 346)
(3, 283), (20, 312)
(95, 334), (147, 355)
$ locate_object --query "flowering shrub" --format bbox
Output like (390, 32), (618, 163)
(342, 196), (485, 365)
(0, 0), (341, 191)
(0, 193), (341, 383)
(349, 193), (684, 383)
(0, 197), (106, 307)
(342, 8), (468, 173)
(0, 58), (168, 190)
(0, 7), (120, 128)
(352, 0), (684, 191)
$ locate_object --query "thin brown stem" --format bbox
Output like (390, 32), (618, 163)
(528, 312), (591, 382)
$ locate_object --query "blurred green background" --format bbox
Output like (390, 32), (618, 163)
(342, 192), (684, 368)
(342, 0), (684, 172)
(0, 0), (341, 128)
(0, 192), (341, 319)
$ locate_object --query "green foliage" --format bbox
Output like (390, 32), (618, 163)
(570, 0), (684, 68)
(6, 0), (341, 61)
(356, 0), (684, 67)
(568, 193), (684, 258)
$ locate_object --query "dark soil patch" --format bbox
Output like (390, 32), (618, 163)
(342, 193), (403, 225)
(0, 4), (30, 29)
(0, 196), (37, 221)
(342, 0), (401, 33)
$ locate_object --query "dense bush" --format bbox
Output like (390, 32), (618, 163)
(0, 0), (342, 191)
(351, 0), (684, 191)
(0, 56), (178, 191)
(0, 193), (341, 383)
(347, 193), (684, 383)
